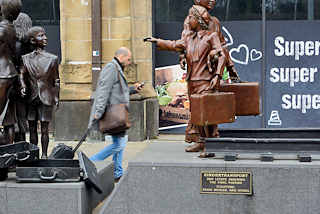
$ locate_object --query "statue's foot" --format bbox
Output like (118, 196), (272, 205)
(198, 152), (215, 158)
(185, 142), (204, 152)
(185, 134), (199, 144)
(199, 152), (207, 158)
(41, 154), (48, 159)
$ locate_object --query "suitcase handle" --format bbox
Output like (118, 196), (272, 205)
(16, 154), (30, 161)
(39, 170), (58, 181)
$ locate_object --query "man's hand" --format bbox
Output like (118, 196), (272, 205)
(134, 82), (144, 92)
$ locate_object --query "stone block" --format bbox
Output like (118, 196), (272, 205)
(60, 83), (92, 101)
(101, 18), (110, 40)
(55, 101), (91, 141)
(110, 18), (131, 40)
(132, 39), (153, 60)
(100, 142), (320, 214)
(7, 183), (85, 214)
(146, 98), (159, 139)
(101, 40), (131, 62)
(62, 0), (91, 18)
(128, 100), (145, 141)
(109, 0), (130, 17)
(137, 61), (153, 82)
(65, 19), (91, 41)
(1, 162), (113, 214)
(0, 181), (7, 214)
(102, 0), (130, 18)
(132, 19), (150, 39)
(65, 40), (92, 62)
(131, 0), (151, 18)
(124, 63), (138, 83)
(60, 64), (92, 84)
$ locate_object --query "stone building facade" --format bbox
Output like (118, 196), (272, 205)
(55, 0), (158, 141)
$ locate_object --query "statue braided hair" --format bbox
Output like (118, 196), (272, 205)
(190, 6), (209, 30)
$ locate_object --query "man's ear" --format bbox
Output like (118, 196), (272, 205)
(30, 37), (36, 45)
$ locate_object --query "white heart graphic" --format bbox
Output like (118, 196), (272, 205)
(222, 26), (233, 47)
(229, 44), (249, 65)
(250, 49), (262, 61)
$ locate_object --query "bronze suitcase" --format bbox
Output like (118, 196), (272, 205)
(219, 82), (260, 116)
(190, 92), (236, 126)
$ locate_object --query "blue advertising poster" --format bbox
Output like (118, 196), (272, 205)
(265, 21), (320, 128)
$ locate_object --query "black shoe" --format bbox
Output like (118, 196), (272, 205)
(114, 176), (122, 183)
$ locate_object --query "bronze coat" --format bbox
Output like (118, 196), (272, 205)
(156, 31), (224, 81)
(21, 50), (60, 106)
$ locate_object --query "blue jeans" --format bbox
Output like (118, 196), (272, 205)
(90, 135), (127, 179)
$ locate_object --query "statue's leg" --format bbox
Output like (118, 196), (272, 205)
(185, 121), (200, 143)
(4, 125), (14, 145)
(14, 100), (27, 142)
(29, 120), (38, 146)
(15, 132), (26, 142)
(185, 81), (202, 152)
(40, 121), (49, 159)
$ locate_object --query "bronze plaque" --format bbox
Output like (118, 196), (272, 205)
(200, 171), (252, 195)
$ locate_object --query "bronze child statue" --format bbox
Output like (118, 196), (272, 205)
(20, 26), (60, 158)
(145, 5), (226, 153)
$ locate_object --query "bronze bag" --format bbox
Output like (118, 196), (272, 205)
(99, 104), (131, 134)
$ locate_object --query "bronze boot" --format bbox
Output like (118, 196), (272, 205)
(185, 142), (204, 152)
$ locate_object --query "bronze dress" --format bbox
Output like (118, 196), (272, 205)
(156, 31), (225, 139)
(181, 7), (235, 142)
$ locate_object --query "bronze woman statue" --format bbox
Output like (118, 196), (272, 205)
(180, 0), (241, 151)
(146, 5), (226, 153)
(0, 0), (32, 143)
(0, 23), (18, 145)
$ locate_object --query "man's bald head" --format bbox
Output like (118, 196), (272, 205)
(115, 47), (131, 57)
(115, 47), (132, 67)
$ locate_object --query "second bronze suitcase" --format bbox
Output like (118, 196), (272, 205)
(219, 82), (260, 116)
(190, 92), (236, 126)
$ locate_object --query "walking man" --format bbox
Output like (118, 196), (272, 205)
(88, 47), (143, 182)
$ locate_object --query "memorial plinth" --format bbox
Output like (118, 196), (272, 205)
(0, 160), (114, 214)
(100, 141), (320, 214)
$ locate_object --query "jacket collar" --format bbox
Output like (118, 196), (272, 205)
(114, 57), (124, 70)
(111, 58), (127, 82)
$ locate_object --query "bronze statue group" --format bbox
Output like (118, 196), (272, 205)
(0, 0), (59, 159)
(146, 0), (241, 155)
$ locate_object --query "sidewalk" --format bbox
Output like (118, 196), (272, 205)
(46, 134), (185, 214)
(46, 134), (185, 169)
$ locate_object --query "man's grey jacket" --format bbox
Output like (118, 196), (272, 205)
(88, 58), (136, 129)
